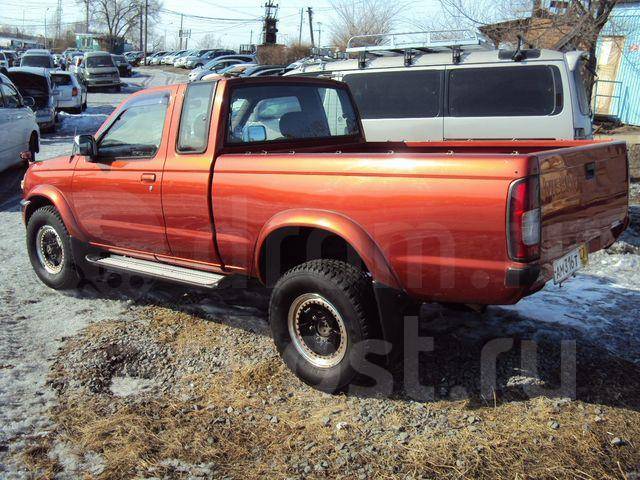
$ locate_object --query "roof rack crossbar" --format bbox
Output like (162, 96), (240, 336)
(346, 30), (491, 54)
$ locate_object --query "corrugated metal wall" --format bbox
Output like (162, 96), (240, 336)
(597, 2), (640, 125)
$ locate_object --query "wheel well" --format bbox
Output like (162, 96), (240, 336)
(24, 196), (54, 225)
(258, 227), (368, 286)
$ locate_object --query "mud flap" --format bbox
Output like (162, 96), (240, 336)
(372, 281), (416, 364)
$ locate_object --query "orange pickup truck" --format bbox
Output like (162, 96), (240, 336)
(21, 76), (629, 391)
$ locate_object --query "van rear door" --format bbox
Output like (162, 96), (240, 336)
(444, 63), (574, 140)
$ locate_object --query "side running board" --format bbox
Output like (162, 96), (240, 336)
(86, 254), (225, 288)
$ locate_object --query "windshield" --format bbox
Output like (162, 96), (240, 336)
(21, 55), (52, 68)
(86, 55), (115, 68)
(227, 84), (360, 144)
(112, 55), (126, 62)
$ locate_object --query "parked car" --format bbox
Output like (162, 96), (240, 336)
(1, 50), (20, 67)
(288, 44), (593, 142)
(50, 71), (87, 113)
(148, 51), (167, 65)
(79, 51), (121, 91)
(0, 51), (9, 68)
(124, 51), (144, 66)
(173, 50), (197, 68)
(187, 55), (254, 82)
(6, 67), (57, 132)
(242, 64), (286, 76)
(111, 54), (132, 77)
(171, 50), (190, 67)
(201, 63), (256, 81)
(159, 51), (176, 64)
(182, 49), (236, 69)
(0, 72), (39, 171)
(20, 76), (630, 392)
(20, 51), (55, 69)
(162, 50), (185, 65)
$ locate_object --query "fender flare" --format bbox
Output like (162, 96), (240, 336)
(25, 185), (88, 242)
(253, 209), (401, 290)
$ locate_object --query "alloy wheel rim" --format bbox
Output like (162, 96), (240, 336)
(287, 293), (348, 369)
(36, 225), (64, 275)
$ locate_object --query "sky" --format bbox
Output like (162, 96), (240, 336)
(0, 0), (443, 50)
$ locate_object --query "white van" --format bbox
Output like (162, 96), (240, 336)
(286, 35), (593, 142)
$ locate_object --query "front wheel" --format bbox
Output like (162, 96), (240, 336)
(26, 206), (80, 290)
(269, 260), (378, 393)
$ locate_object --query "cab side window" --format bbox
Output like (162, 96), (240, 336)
(177, 82), (216, 153)
(98, 93), (169, 159)
(0, 84), (21, 108)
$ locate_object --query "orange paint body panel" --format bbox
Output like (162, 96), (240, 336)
(22, 77), (630, 306)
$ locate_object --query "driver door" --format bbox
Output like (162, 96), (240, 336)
(71, 88), (175, 255)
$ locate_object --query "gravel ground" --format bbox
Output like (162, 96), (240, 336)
(0, 69), (639, 478)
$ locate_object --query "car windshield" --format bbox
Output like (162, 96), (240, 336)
(21, 55), (51, 67)
(86, 55), (114, 68)
(113, 55), (126, 62)
(227, 84), (361, 144)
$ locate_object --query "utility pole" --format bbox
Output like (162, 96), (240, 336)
(179, 14), (184, 50)
(307, 7), (314, 47)
(85, 0), (89, 33)
(44, 7), (49, 49)
(316, 22), (322, 47)
(298, 8), (303, 44)
(143, 0), (148, 65)
(139, 3), (143, 51)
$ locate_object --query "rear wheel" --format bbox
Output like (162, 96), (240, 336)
(26, 206), (80, 290)
(269, 260), (378, 393)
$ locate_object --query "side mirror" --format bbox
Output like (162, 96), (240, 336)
(73, 134), (98, 160)
(22, 96), (35, 108)
(242, 124), (267, 143)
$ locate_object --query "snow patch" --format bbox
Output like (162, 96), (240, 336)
(109, 376), (156, 397)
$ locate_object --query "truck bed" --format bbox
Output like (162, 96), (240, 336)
(215, 139), (629, 304)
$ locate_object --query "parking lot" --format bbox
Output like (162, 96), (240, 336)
(1, 68), (640, 478)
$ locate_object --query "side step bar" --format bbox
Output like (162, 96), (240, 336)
(86, 254), (225, 288)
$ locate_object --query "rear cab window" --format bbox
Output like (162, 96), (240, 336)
(226, 83), (361, 144)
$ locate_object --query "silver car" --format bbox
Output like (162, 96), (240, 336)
(50, 71), (87, 113)
(182, 49), (236, 69)
(80, 51), (121, 91)
(6, 67), (57, 133)
(188, 55), (255, 82)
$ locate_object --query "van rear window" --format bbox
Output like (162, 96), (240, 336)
(343, 70), (441, 119)
(448, 65), (563, 117)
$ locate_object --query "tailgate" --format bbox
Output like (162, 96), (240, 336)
(537, 141), (628, 263)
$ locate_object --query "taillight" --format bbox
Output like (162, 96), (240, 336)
(507, 176), (541, 262)
(72, 87), (78, 97)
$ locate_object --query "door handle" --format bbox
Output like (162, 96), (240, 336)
(585, 162), (596, 180)
(140, 173), (156, 183)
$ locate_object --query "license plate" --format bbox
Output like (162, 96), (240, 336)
(553, 245), (588, 285)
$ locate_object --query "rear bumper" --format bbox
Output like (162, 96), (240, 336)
(57, 98), (82, 109)
(85, 78), (120, 87)
(505, 265), (541, 288)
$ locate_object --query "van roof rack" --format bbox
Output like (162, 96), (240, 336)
(346, 30), (492, 55)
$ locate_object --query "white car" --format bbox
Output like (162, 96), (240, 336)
(51, 71), (87, 114)
(0, 73), (39, 172)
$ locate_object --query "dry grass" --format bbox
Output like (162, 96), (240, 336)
(21, 307), (640, 479)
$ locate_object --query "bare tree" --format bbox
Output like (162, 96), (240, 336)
(436, 0), (620, 92)
(196, 34), (223, 49)
(329, 0), (406, 50)
(78, 0), (162, 50)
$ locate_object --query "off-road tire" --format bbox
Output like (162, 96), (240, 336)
(269, 260), (378, 393)
(26, 206), (80, 290)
